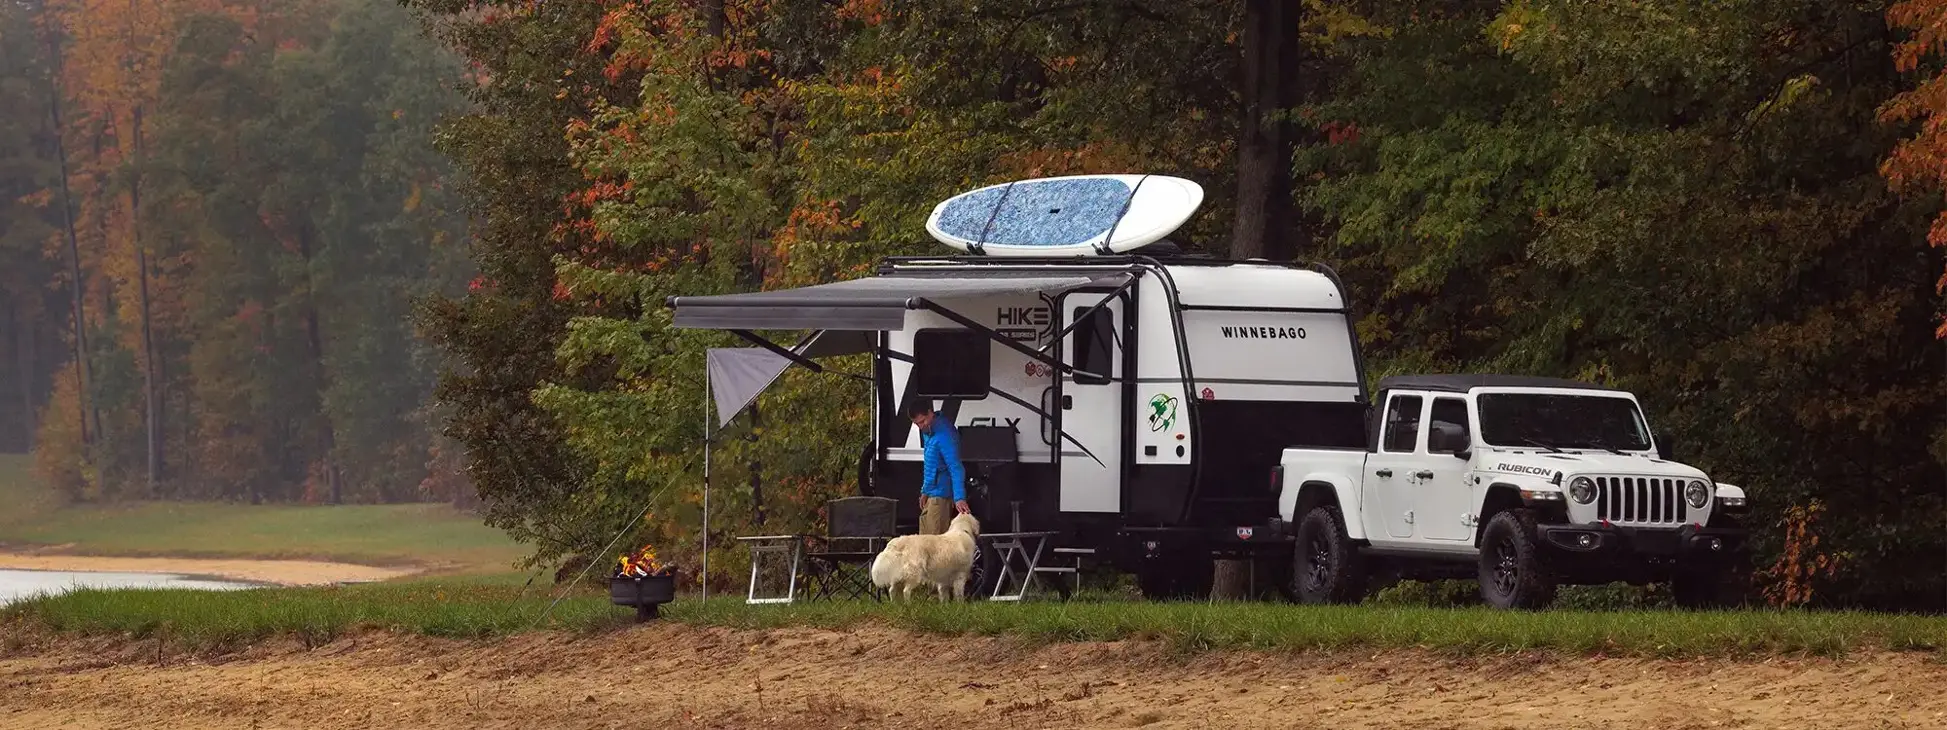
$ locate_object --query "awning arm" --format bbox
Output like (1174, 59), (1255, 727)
(1035, 271), (1143, 356)
(984, 387), (1105, 468)
(915, 300), (1109, 382)
(729, 329), (871, 383)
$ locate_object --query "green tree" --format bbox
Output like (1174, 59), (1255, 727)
(1304, 0), (1945, 608)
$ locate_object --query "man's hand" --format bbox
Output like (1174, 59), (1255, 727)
(955, 500), (970, 515)
(918, 495), (927, 512)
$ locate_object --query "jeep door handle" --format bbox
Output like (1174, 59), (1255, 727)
(1375, 469), (1393, 478)
(1413, 470), (1434, 480)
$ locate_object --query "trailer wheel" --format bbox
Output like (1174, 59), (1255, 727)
(1477, 509), (1556, 610)
(1291, 506), (1368, 604)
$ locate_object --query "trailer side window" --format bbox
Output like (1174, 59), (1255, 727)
(1071, 305), (1114, 385)
(1382, 395), (1423, 453)
(913, 329), (990, 399)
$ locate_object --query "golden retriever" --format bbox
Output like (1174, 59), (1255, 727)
(870, 512), (980, 602)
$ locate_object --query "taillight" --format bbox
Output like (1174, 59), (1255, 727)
(1270, 465), (1285, 494)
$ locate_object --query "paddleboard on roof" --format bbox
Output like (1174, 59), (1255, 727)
(924, 174), (1204, 256)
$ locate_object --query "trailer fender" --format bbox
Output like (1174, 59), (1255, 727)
(1280, 472), (1365, 542)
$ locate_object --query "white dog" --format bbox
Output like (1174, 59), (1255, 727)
(869, 512), (980, 602)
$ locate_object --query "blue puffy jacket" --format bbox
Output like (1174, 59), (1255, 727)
(919, 415), (966, 502)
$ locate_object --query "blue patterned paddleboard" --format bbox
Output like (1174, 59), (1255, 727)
(925, 174), (1204, 256)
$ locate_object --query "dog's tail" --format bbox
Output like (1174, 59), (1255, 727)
(869, 540), (906, 588)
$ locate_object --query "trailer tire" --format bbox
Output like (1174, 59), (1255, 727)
(1291, 505), (1368, 604)
(1477, 509), (1556, 610)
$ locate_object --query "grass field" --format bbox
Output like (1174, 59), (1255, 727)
(0, 454), (525, 573)
(7, 575), (1945, 658)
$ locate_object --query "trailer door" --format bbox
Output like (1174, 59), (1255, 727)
(1059, 292), (1123, 513)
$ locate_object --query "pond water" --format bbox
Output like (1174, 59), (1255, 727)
(0, 569), (256, 606)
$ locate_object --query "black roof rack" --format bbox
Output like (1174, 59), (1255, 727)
(1377, 374), (1621, 394)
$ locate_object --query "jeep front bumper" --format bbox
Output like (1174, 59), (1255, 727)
(1536, 522), (1746, 558)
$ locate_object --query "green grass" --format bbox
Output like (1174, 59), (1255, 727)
(9, 576), (1944, 658)
(3, 572), (619, 651)
(0, 454), (524, 573)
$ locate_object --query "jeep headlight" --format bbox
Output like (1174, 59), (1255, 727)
(1569, 476), (1596, 504)
(1685, 480), (1710, 509)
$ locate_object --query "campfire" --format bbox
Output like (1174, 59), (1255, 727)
(610, 542), (678, 622)
(614, 543), (676, 579)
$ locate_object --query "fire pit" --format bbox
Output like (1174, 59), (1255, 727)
(609, 544), (677, 622)
(609, 573), (676, 621)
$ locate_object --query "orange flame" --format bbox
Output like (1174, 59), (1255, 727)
(615, 543), (673, 578)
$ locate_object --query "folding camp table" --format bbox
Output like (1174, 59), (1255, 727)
(980, 530), (1057, 601)
(736, 534), (805, 604)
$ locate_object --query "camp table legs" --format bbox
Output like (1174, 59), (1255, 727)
(982, 531), (1057, 601)
(736, 535), (804, 604)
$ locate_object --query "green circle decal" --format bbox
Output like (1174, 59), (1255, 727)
(1147, 393), (1179, 432)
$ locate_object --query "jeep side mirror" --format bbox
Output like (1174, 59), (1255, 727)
(1656, 435), (1675, 461)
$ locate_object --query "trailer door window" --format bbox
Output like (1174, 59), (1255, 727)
(1071, 305), (1114, 385)
(1382, 395), (1423, 453)
(913, 329), (991, 399)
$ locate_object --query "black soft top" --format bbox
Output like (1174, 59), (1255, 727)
(1377, 374), (1621, 394)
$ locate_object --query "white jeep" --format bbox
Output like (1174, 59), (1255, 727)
(1272, 374), (1751, 609)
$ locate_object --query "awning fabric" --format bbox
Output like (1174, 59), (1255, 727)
(669, 272), (1129, 331)
(704, 332), (875, 428)
(706, 347), (793, 429)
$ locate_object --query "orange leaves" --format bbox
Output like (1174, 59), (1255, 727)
(15, 189), (53, 208)
(1321, 120), (1362, 146)
(1888, 0), (1947, 73)
(1880, 1), (1947, 336)
(835, 0), (885, 26)
(1760, 500), (1847, 607)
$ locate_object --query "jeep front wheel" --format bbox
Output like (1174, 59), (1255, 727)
(1291, 505), (1368, 604)
(1477, 509), (1556, 610)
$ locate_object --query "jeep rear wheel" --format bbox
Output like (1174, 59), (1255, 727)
(1291, 505), (1368, 604)
(1477, 509), (1556, 610)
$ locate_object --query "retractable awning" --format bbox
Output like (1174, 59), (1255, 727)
(667, 272), (1130, 331)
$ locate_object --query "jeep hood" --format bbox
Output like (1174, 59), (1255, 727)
(1480, 451), (1709, 481)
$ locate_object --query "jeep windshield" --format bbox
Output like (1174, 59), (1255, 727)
(1476, 392), (1652, 451)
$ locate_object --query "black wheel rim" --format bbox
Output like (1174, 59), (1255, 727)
(1491, 535), (1519, 596)
(1303, 532), (1332, 591)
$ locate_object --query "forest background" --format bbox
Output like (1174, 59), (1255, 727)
(3, 0), (1945, 610)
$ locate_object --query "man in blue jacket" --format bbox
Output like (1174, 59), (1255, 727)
(909, 401), (969, 534)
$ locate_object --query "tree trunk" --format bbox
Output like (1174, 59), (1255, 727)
(39, 8), (93, 453)
(1211, 558), (1252, 601)
(14, 302), (37, 450)
(701, 0), (724, 37)
(292, 226), (342, 504)
(133, 103), (160, 490)
(749, 403), (763, 525)
(1229, 0), (1304, 261)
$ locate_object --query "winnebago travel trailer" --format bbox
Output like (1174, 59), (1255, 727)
(668, 175), (1371, 597)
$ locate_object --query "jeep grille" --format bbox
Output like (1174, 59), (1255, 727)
(1594, 477), (1689, 526)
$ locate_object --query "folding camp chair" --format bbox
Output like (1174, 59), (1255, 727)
(805, 496), (897, 601)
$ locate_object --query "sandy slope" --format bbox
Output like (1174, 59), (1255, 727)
(0, 552), (414, 585)
(3, 623), (1943, 730)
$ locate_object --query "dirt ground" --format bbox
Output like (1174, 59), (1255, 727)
(0, 552), (415, 585)
(3, 624), (1943, 730)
